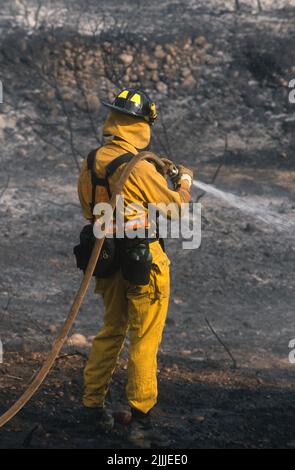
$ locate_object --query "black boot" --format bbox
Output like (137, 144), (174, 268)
(84, 405), (114, 433)
(128, 409), (171, 448)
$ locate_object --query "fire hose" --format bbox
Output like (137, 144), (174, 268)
(0, 151), (168, 429)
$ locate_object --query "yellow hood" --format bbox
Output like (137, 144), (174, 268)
(103, 110), (151, 151)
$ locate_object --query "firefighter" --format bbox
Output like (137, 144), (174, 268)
(78, 89), (194, 445)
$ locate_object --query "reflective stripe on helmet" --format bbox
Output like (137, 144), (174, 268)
(130, 93), (141, 105)
(118, 90), (129, 99)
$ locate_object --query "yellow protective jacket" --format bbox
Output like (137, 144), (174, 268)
(78, 110), (191, 226)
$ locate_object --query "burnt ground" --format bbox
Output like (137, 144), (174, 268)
(1, 351), (295, 449)
(0, 0), (295, 449)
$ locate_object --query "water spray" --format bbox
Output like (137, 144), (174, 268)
(193, 180), (295, 234)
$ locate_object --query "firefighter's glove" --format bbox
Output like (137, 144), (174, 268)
(173, 165), (194, 190)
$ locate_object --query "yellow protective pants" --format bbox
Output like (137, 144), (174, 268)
(83, 241), (170, 414)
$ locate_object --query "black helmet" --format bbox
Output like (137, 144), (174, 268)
(102, 89), (157, 124)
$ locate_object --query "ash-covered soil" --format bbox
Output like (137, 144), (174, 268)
(0, 0), (295, 449)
